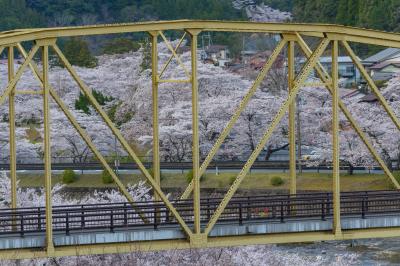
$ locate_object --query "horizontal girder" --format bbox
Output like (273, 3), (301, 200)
(0, 20), (399, 47)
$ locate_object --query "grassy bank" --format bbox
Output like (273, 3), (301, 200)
(15, 171), (394, 191)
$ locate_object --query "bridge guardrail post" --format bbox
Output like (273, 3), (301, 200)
(272, 205), (276, 219)
(153, 206), (158, 230)
(326, 193), (331, 216)
(361, 198), (366, 219)
(38, 207), (42, 231)
(247, 196), (251, 220)
(110, 210), (114, 233)
(239, 203), (243, 225)
(81, 205), (85, 229)
(66, 212), (69, 235)
(321, 200), (326, 221)
(20, 214), (24, 237)
(280, 201), (284, 223)
(165, 206), (170, 223)
(207, 199), (210, 220)
(123, 203), (128, 226)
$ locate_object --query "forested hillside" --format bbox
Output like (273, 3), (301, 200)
(2, 1), (400, 33)
(265, 0), (400, 32)
(0, 0), (245, 31)
(1, 0), (398, 58)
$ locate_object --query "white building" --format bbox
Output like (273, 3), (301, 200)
(201, 45), (231, 67)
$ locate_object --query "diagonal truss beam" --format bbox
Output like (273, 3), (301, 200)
(295, 34), (400, 189)
(51, 44), (192, 236)
(342, 40), (400, 132)
(16, 44), (150, 223)
(0, 46), (4, 57)
(159, 31), (191, 79)
(204, 38), (330, 235)
(159, 32), (187, 78)
(0, 44), (39, 105)
(179, 38), (287, 200)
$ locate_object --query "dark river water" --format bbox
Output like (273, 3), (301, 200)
(273, 237), (400, 265)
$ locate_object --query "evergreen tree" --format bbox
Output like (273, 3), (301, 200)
(102, 38), (141, 55)
(60, 37), (98, 68)
(75, 90), (113, 115)
(347, 0), (359, 26)
(0, 0), (398, 60)
(0, 0), (43, 30)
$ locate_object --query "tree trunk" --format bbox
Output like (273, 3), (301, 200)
(382, 150), (393, 172)
(347, 163), (354, 175)
(397, 152), (400, 171)
(264, 143), (289, 161)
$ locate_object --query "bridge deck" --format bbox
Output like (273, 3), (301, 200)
(1, 190), (400, 250)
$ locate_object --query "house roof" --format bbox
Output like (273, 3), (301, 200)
(250, 50), (273, 60)
(229, 64), (244, 72)
(363, 48), (400, 64)
(369, 60), (400, 70)
(319, 56), (355, 63)
(297, 56), (358, 64)
(177, 46), (191, 53)
(359, 93), (378, 102)
(205, 45), (228, 53)
(241, 50), (258, 56)
(342, 89), (362, 99)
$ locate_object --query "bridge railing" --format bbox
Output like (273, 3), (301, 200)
(1, 190), (400, 237)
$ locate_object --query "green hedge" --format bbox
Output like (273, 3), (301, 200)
(102, 170), (114, 184)
(270, 176), (284, 186)
(62, 170), (77, 184)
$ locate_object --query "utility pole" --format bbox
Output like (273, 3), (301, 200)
(114, 136), (119, 175)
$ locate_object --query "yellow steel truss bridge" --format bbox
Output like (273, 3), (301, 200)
(0, 20), (400, 259)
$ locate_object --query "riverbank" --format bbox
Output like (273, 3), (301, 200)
(15, 171), (394, 192)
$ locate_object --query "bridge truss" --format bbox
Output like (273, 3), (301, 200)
(0, 20), (400, 259)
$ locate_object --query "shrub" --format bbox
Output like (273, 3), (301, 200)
(186, 170), (205, 183)
(62, 170), (77, 184)
(394, 171), (400, 182)
(374, 80), (387, 88)
(390, 171), (400, 189)
(270, 176), (284, 186)
(102, 170), (114, 184)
